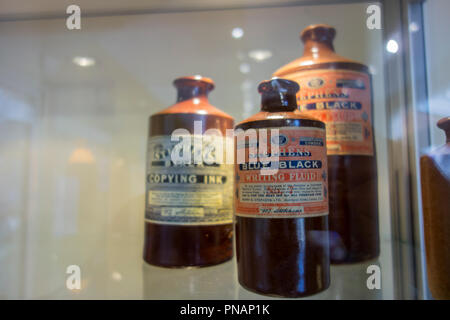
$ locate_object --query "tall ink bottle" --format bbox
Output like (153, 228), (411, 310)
(144, 76), (234, 267)
(273, 24), (379, 263)
(235, 78), (330, 297)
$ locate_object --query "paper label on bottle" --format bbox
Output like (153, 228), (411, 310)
(289, 69), (374, 156)
(145, 135), (233, 225)
(235, 127), (328, 218)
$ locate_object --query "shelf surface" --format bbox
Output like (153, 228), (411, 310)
(0, 232), (394, 299)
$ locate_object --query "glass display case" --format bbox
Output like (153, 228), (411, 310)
(0, 0), (448, 300)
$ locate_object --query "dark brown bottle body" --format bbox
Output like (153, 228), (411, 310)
(143, 76), (234, 267)
(274, 24), (379, 263)
(420, 117), (450, 299)
(235, 79), (330, 297)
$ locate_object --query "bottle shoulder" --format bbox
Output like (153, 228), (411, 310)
(421, 144), (450, 181)
(152, 99), (233, 120)
(236, 110), (324, 128)
(273, 53), (368, 77)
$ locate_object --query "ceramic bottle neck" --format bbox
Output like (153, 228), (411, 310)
(437, 117), (450, 144)
(173, 76), (214, 103)
(302, 39), (335, 57)
(176, 87), (209, 103)
(259, 78), (299, 112)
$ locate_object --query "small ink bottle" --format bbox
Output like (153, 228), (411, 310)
(144, 76), (234, 267)
(235, 78), (330, 297)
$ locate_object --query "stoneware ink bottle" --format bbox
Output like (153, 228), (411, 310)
(144, 76), (234, 267)
(273, 24), (379, 263)
(420, 117), (450, 299)
(235, 78), (330, 297)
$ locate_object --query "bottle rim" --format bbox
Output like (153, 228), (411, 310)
(300, 24), (336, 43)
(173, 75), (215, 91)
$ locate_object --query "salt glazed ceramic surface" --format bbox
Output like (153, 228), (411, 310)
(235, 78), (330, 297)
(144, 76), (234, 268)
(421, 117), (450, 300)
(274, 24), (380, 263)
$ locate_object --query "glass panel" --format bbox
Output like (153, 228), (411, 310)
(0, 0), (435, 300)
(424, 0), (450, 148)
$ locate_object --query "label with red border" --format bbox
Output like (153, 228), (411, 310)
(235, 126), (328, 218)
(289, 69), (374, 156)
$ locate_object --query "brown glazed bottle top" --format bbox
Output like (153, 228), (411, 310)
(273, 24), (367, 77)
(154, 75), (233, 119)
(238, 78), (320, 126)
(437, 117), (450, 143)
